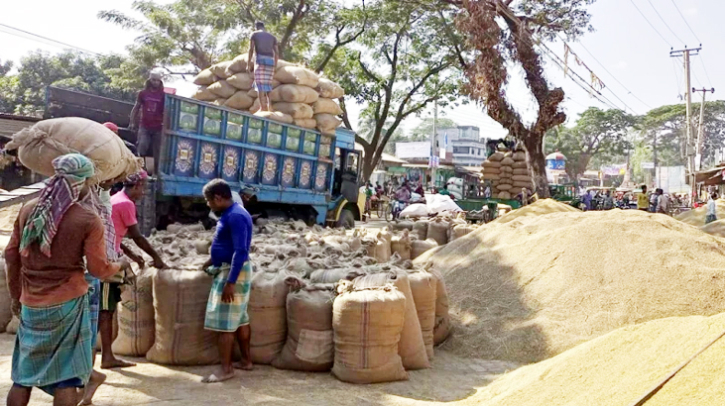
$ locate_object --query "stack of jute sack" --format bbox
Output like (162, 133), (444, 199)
(387, 214), (479, 257)
(192, 57), (344, 134)
(111, 220), (450, 384)
(481, 147), (534, 199)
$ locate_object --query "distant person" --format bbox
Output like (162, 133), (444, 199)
(395, 182), (411, 203)
(247, 21), (278, 112)
(706, 192), (718, 224)
(103, 122), (137, 156)
(519, 188), (529, 207)
(438, 184), (451, 196)
(656, 189), (669, 214)
(130, 72), (166, 170)
(637, 185), (649, 211)
(415, 183), (425, 196)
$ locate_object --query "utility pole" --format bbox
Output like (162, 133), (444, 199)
(431, 99), (438, 189)
(693, 87), (715, 170)
(670, 46), (701, 202)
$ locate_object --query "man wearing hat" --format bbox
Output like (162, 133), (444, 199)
(130, 72), (166, 171)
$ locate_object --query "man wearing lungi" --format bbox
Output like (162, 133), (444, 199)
(247, 21), (279, 112)
(4, 154), (127, 406)
(201, 179), (254, 383)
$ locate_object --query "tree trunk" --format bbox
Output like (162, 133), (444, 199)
(361, 144), (376, 183)
(524, 134), (550, 198)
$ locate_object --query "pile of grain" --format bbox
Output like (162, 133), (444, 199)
(480, 149), (533, 200)
(701, 219), (725, 237)
(494, 198), (578, 224)
(0, 204), (21, 233)
(675, 199), (725, 227)
(416, 209), (725, 363)
(192, 58), (344, 134)
(470, 313), (725, 406)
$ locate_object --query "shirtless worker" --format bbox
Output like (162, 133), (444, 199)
(247, 21), (279, 112)
(4, 154), (129, 406)
(201, 179), (254, 383)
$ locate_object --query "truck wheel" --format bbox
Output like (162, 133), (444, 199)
(337, 209), (355, 229)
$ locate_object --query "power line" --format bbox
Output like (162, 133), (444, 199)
(0, 22), (100, 56)
(698, 57), (713, 86)
(668, 0), (702, 43)
(627, 0), (672, 47)
(644, 0), (687, 45)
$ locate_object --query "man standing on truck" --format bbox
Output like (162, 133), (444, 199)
(247, 21), (278, 112)
(100, 170), (168, 369)
(130, 72), (165, 172)
(201, 179), (254, 383)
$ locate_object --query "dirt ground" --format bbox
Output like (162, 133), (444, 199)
(0, 335), (516, 406)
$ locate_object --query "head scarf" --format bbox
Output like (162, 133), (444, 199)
(240, 183), (257, 197)
(125, 170), (148, 186)
(103, 122), (119, 134)
(20, 154), (95, 257)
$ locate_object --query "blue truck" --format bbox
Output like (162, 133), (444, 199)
(43, 87), (364, 230)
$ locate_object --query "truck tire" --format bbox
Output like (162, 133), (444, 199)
(337, 208), (355, 229)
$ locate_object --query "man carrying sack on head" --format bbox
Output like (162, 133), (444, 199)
(4, 154), (128, 406)
(247, 21), (278, 112)
(200, 179), (254, 383)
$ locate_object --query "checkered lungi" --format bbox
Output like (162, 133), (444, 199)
(12, 295), (92, 394)
(254, 55), (275, 93)
(85, 273), (100, 349)
(204, 262), (253, 332)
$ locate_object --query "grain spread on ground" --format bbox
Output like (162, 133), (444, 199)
(675, 198), (725, 227)
(417, 208), (725, 363)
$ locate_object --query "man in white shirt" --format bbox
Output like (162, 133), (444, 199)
(656, 189), (669, 214)
(707, 192), (718, 224)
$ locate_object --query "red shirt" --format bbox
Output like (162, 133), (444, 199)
(138, 89), (165, 130)
(111, 190), (138, 253)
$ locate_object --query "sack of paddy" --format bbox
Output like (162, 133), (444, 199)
(272, 278), (335, 372)
(212, 98), (227, 106)
(0, 259), (12, 333)
(193, 69), (217, 86)
(316, 78), (344, 99)
(489, 152), (505, 162)
(254, 110), (294, 125)
(226, 72), (254, 90)
(451, 224), (476, 241)
(353, 272), (430, 370)
(407, 270), (437, 359)
(207, 80), (237, 98)
(210, 61), (234, 79)
(413, 220), (429, 241)
(270, 84), (319, 104)
(5, 117), (141, 183)
(146, 269), (219, 365)
(272, 102), (314, 119)
(365, 232), (391, 263)
(426, 218), (449, 246)
(314, 114), (342, 134)
(113, 268), (155, 356)
(411, 239), (437, 260)
(224, 91), (255, 110)
(312, 98), (343, 115)
(249, 270), (291, 364)
(192, 86), (216, 102)
(390, 220), (415, 232)
(293, 118), (317, 129)
(309, 268), (365, 284)
(274, 65), (319, 88)
(429, 269), (451, 345)
(400, 203), (428, 219)
(226, 55), (247, 74)
(497, 191), (511, 199)
(332, 281), (408, 383)
(391, 230), (412, 261)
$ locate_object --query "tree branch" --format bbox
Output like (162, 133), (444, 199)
(278, 0), (308, 57)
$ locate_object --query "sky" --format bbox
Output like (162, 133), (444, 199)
(1, 0), (722, 140)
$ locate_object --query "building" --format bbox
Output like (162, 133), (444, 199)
(437, 126), (487, 167)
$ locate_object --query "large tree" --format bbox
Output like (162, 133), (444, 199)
(439, 0), (596, 196)
(547, 107), (636, 181)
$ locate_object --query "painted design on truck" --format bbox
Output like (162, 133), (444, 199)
(199, 143), (218, 177)
(282, 157), (296, 187)
(299, 161), (312, 189)
(243, 151), (259, 183)
(175, 140), (195, 174)
(262, 154), (277, 185)
(315, 164), (327, 191)
(222, 147), (240, 179)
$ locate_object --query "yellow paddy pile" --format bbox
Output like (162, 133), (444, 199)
(675, 198), (725, 227)
(700, 219), (725, 238)
(494, 198), (579, 224)
(471, 313), (725, 406)
(417, 209), (725, 363)
(0, 204), (20, 233)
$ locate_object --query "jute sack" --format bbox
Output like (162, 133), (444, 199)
(227, 72), (254, 90)
(207, 80), (237, 98)
(0, 259), (12, 333)
(332, 281), (408, 383)
(513, 168), (529, 175)
(498, 191), (511, 199)
(210, 61), (234, 79)
(407, 270), (437, 359)
(249, 98), (261, 114)
(193, 69), (216, 86)
(193, 86), (216, 101)
(274, 66), (319, 88)
(512, 161), (528, 169)
(512, 175), (532, 182)
(501, 157), (515, 166)
(482, 160), (502, 169)
(426, 219), (449, 246)
(411, 239), (438, 260)
(5, 118), (140, 183)
(366, 234), (391, 263)
(224, 92), (255, 110)
(254, 111), (293, 125)
(146, 270), (219, 365)
(391, 221), (415, 232)
(451, 224), (476, 241)
(314, 114), (342, 133)
(293, 118), (317, 129)
(309, 268), (365, 284)
(272, 278), (335, 372)
(353, 273), (430, 370)
(512, 151), (527, 161)
(249, 271), (291, 364)
(429, 269), (452, 345)
(312, 98), (343, 115)
(212, 99), (227, 106)
(272, 102), (314, 119)
(316, 78), (344, 99)
(226, 55), (248, 74)
(498, 184), (513, 191)
(489, 152), (505, 162)
(391, 230), (412, 261)
(113, 268), (156, 357)
(247, 80), (281, 98)
(482, 174), (501, 181)
(270, 84), (319, 104)
(413, 220), (429, 241)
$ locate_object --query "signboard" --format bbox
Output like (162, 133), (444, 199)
(546, 160), (565, 170)
(641, 162), (655, 169)
(429, 155), (439, 168)
(395, 141), (430, 159)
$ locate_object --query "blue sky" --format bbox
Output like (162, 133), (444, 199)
(1, 0), (721, 138)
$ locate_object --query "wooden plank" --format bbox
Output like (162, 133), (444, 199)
(45, 87), (134, 128)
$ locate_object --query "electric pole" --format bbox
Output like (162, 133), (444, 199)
(693, 87), (715, 170)
(670, 46), (701, 201)
(431, 99), (438, 189)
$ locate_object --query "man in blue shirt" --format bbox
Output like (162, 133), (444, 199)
(200, 179), (254, 383)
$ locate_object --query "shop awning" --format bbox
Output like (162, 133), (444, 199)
(381, 153), (407, 164)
